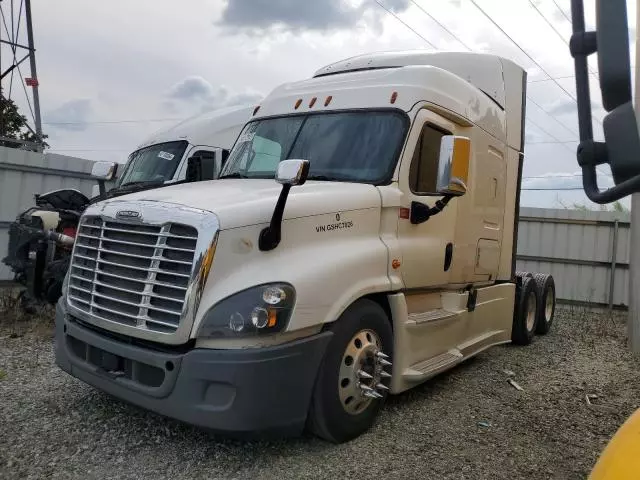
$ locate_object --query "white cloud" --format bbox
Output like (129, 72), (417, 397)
(167, 76), (215, 101)
(164, 76), (263, 114)
(217, 0), (410, 34)
(45, 99), (93, 132)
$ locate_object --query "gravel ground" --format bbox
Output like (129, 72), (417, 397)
(1, 307), (640, 480)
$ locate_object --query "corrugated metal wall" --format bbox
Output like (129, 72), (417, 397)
(516, 207), (631, 308)
(0, 146), (114, 281)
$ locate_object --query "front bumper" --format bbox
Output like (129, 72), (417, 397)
(54, 299), (332, 437)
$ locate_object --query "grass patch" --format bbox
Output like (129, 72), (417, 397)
(0, 288), (55, 339)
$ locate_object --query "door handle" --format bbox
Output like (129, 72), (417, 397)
(444, 242), (453, 271)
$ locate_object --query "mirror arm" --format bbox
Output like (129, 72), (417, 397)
(430, 194), (453, 215)
(259, 184), (292, 252)
(410, 194), (454, 225)
(98, 180), (106, 198)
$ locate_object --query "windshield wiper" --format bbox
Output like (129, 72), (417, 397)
(100, 180), (165, 201)
(306, 175), (334, 181)
(121, 180), (164, 188)
(218, 172), (248, 179)
(307, 174), (360, 182)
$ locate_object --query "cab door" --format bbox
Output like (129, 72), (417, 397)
(396, 108), (462, 290)
(175, 146), (223, 181)
(392, 108), (473, 391)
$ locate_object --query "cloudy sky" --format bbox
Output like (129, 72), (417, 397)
(4, 0), (638, 209)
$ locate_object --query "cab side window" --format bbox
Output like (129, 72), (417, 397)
(191, 150), (216, 161)
(189, 150), (217, 179)
(409, 124), (449, 195)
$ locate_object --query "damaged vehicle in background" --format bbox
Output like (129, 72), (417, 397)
(2, 104), (254, 311)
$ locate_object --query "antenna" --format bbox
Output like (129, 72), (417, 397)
(0, 0), (44, 151)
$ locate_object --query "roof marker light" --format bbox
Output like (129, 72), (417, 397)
(294, 98), (302, 109)
(309, 97), (317, 108)
(324, 95), (333, 107)
(390, 91), (398, 104)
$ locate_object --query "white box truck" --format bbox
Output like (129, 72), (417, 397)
(54, 51), (556, 443)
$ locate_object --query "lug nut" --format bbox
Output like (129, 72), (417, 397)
(364, 390), (383, 399)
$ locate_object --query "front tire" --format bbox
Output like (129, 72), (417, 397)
(307, 299), (393, 443)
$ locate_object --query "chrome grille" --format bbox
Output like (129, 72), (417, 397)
(68, 216), (198, 333)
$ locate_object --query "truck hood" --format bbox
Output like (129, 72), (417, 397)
(110, 179), (382, 230)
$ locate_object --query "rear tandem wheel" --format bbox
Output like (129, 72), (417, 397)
(511, 275), (539, 346)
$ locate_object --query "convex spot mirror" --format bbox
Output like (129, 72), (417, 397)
(275, 159), (310, 186)
(436, 135), (470, 196)
(91, 161), (118, 181)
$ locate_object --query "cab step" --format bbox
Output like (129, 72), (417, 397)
(402, 349), (463, 381)
(406, 308), (457, 325)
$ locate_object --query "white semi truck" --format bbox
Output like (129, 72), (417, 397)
(95, 103), (255, 197)
(54, 51), (556, 443)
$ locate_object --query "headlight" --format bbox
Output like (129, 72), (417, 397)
(197, 283), (296, 338)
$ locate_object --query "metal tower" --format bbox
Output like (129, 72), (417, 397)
(0, 0), (44, 151)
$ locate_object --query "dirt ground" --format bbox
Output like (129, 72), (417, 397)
(1, 305), (639, 480)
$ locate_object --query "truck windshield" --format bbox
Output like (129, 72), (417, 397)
(116, 140), (188, 187)
(220, 111), (407, 184)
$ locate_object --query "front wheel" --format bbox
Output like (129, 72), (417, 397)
(307, 299), (393, 443)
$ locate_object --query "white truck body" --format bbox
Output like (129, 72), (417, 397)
(54, 51), (554, 443)
(91, 104), (255, 197)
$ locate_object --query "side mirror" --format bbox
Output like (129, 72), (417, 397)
(91, 161), (118, 181)
(595, 0), (632, 112)
(259, 159), (311, 252)
(569, 0), (640, 202)
(436, 135), (470, 196)
(275, 159), (310, 186)
(91, 161), (117, 199)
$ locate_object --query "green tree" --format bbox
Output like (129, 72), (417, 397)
(611, 200), (629, 213)
(0, 89), (48, 150)
(557, 200), (630, 213)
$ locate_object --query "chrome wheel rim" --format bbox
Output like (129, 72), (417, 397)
(545, 288), (554, 321)
(338, 329), (388, 415)
(526, 291), (537, 332)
